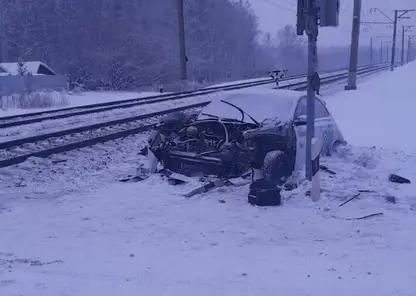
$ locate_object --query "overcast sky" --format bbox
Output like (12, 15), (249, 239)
(249, 0), (416, 47)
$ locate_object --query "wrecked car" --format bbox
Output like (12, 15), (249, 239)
(141, 88), (345, 186)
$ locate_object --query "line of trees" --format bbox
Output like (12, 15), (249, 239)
(0, 0), (373, 91)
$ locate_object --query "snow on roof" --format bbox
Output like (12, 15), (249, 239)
(0, 61), (56, 75)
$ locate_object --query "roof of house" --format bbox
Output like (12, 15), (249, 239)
(0, 61), (56, 75)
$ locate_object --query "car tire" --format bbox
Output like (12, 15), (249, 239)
(262, 150), (290, 186)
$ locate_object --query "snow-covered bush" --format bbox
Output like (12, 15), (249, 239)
(0, 91), (69, 109)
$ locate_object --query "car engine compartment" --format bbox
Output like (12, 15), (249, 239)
(145, 110), (291, 179)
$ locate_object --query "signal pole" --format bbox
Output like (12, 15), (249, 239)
(345, 0), (362, 90)
(305, 0), (318, 181)
(176, 0), (187, 88)
(296, 0), (339, 182)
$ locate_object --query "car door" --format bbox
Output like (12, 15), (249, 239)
(292, 96), (333, 171)
(293, 97), (307, 171)
(314, 98), (333, 156)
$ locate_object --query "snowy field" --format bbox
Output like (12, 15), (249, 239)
(0, 65), (415, 295)
(0, 91), (161, 117)
(0, 68), (353, 119)
(0, 69), (378, 143)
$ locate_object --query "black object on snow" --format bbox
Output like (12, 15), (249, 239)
(339, 192), (361, 207)
(389, 174), (411, 184)
(385, 195), (396, 204)
(320, 165), (336, 175)
(248, 179), (281, 206)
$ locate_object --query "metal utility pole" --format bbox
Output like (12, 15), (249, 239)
(407, 36), (411, 62)
(390, 10), (398, 70)
(380, 42), (383, 62)
(400, 26), (415, 65)
(345, 0), (362, 90)
(296, 0), (339, 182)
(305, 0), (318, 181)
(176, 0), (187, 87)
(401, 26), (405, 65)
(370, 37), (373, 64)
(390, 9), (415, 70)
(408, 36), (416, 62)
(387, 44), (389, 61)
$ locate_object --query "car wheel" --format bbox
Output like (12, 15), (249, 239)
(262, 150), (290, 186)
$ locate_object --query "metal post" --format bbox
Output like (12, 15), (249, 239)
(387, 44), (389, 62)
(401, 26), (405, 66)
(391, 10), (398, 70)
(305, 0), (318, 181)
(407, 37), (411, 63)
(380, 42), (383, 62)
(345, 0), (362, 90)
(370, 37), (373, 64)
(176, 0), (187, 86)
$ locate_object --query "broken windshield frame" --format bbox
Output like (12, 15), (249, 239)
(220, 100), (260, 126)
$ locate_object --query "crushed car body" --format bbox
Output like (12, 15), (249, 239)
(140, 88), (345, 187)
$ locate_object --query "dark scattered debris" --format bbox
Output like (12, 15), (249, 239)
(284, 183), (298, 191)
(248, 179), (281, 207)
(305, 189), (324, 196)
(52, 159), (67, 164)
(358, 189), (375, 193)
(339, 190), (397, 207)
(119, 175), (146, 183)
(167, 178), (186, 185)
(331, 212), (384, 220)
(319, 165), (336, 175)
(0, 257), (63, 267)
(385, 195), (396, 204)
(339, 193), (361, 207)
(389, 174), (411, 184)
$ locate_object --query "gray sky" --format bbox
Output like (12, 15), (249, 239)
(249, 0), (416, 47)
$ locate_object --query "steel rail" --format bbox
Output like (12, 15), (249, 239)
(0, 65), (388, 168)
(0, 64), (384, 129)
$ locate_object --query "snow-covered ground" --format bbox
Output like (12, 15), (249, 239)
(0, 91), (161, 117)
(0, 69), (379, 143)
(0, 64), (415, 295)
(0, 95), (210, 142)
(0, 68), (353, 119)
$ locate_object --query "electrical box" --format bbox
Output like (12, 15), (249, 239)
(296, 0), (305, 35)
(316, 0), (340, 27)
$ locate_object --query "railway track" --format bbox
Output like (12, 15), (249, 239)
(0, 64), (382, 129)
(0, 64), (388, 169)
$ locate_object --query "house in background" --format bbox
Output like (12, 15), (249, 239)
(0, 61), (56, 76)
(0, 61), (67, 96)
(0, 64), (11, 76)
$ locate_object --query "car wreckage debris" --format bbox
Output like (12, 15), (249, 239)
(389, 174), (411, 184)
(331, 212), (384, 220)
(248, 179), (281, 206)
(339, 192), (362, 207)
(319, 165), (336, 175)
